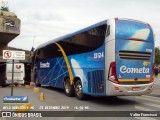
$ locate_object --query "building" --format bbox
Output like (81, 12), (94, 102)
(0, 10), (21, 62)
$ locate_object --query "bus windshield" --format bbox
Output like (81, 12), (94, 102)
(116, 20), (154, 42)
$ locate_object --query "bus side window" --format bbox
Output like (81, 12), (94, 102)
(58, 24), (107, 56)
(34, 24), (107, 60)
(35, 44), (63, 60)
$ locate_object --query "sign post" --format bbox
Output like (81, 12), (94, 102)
(11, 59), (14, 96)
(3, 50), (25, 96)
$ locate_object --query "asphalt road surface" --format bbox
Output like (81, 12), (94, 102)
(0, 76), (160, 120)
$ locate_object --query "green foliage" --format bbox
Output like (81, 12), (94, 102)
(155, 47), (160, 65)
(0, 11), (3, 16)
(0, 2), (9, 12)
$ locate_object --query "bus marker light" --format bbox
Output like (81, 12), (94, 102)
(114, 87), (120, 91)
(114, 17), (118, 20)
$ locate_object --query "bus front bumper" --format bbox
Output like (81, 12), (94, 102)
(106, 81), (154, 96)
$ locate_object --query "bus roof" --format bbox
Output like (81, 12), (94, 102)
(35, 18), (150, 51)
(36, 20), (107, 50)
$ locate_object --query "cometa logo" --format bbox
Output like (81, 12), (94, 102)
(4, 97), (20, 101)
(120, 65), (149, 73)
(40, 62), (50, 68)
(3, 96), (28, 103)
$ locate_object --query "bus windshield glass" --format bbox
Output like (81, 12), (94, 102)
(116, 20), (154, 42)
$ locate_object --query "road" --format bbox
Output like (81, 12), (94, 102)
(0, 76), (160, 120)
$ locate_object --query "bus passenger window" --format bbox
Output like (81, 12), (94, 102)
(58, 24), (107, 56)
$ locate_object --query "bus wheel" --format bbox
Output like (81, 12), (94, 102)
(74, 80), (86, 100)
(64, 78), (74, 97)
(35, 77), (41, 87)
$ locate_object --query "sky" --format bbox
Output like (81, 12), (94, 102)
(1, 0), (160, 50)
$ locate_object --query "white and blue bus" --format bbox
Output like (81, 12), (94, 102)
(31, 18), (154, 100)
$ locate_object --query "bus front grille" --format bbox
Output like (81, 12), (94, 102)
(118, 50), (151, 60)
(87, 70), (104, 93)
(119, 81), (150, 85)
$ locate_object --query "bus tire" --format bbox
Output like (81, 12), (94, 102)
(35, 77), (41, 87)
(74, 80), (86, 100)
(64, 78), (74, 97)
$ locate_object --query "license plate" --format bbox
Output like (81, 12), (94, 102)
(132, 87), (140, 91)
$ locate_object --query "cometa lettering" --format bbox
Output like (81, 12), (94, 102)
(4, 97), (21, 101)
(120, 65), (149, 73)
(40, 62), (50, 68)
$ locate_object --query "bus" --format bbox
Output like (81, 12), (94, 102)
(31, 18), (154, 100)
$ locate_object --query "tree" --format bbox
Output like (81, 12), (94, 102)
(0, 2), (9, 12)
(155, 47), (160, 65)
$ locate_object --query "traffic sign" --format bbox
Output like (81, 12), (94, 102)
(3, 50), (25, 60)
(3, 50), (26, 96)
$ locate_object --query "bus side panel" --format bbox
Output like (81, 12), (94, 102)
(36, 43), (106, 96)
(69, 43), (105, 96)
(36, 57), (69, 89)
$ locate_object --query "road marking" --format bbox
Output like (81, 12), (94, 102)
(136, 96), (160, 103)
(142, 95), (160, 100)
(0, 117), (7, 120)
(135, 117), (157, 120)
(135, 106), (155, 111)
(141, 103), (160, 108)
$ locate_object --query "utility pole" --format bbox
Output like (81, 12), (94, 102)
(33, 36), (36, 49)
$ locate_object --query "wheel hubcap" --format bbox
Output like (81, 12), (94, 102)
(65, 83), (70, 93)
(76, 84), (82, 96)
